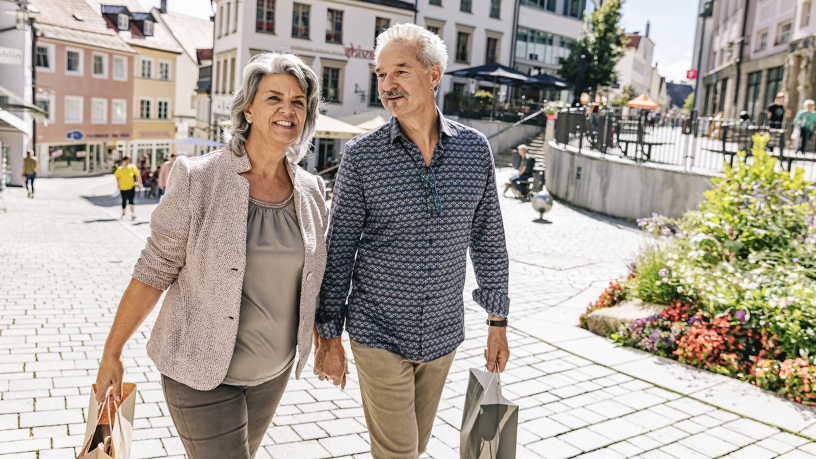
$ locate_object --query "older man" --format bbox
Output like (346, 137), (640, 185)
(314, 23), (510, 458)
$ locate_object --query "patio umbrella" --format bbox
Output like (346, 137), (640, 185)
(165, 137), (225, 147)
(338, 110), (391, 131)
(627, 94), (660, 109)
(528, 73), (573, 89)
(447, 63), (530, 119)
(314, 114), (366, 139)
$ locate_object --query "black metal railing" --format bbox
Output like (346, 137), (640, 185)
(554, 110), (816, 181)
(442, 93), (549, 126)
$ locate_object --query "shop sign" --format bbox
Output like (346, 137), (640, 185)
(65, 129), (84, 141)
(140, 132), (172, 138)
(686, 69), (697, 80)
(344, 43), (375, 60)
(0, 47), (23, 65)
(790, 36), (816, 53)
(290, 44), (345, 57)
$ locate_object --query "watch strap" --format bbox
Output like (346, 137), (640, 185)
(486, 318), (508, 327)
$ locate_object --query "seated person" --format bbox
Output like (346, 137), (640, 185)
(505, 144), (535, 197)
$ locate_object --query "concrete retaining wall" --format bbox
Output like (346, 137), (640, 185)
(546, 140), (718, 221)
(454, 118), (543, 155)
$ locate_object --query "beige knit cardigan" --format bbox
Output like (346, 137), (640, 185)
(132, 149), (328, 391)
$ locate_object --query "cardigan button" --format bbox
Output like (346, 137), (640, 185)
(306, 272), (313, 281)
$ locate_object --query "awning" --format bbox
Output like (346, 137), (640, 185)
(314, 114), (366, 139)
(165, 137), (226, 147)
(338, 110), (391, 131)
(0, 84), (46, 123)
(447, 63), (530, 85)
(627, 94), (660, 109)
(0, 109), (31, 135)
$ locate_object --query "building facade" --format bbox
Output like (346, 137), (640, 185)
(194, 48), (213, 156)
(612, 31), (655, 97)
(31, 0), (138, 178)
(785, 0), (816, 115)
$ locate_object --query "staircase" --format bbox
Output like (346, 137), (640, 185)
(495, 132), (547, 172)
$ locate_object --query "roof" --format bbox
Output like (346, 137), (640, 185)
(84, 0), (183, 54)
(30, 0), (116, 35)
(197, 48), (213, 63)
(357, 0), (415, 10)
(626, 34), (641, 49)
(159, 11), (214, 61)
(35, 23), (137, 54)
(131, 12), (154, 21)
(100, 5), (129, 15)
(666, 82), (694, 108)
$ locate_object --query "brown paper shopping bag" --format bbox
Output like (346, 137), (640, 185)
(78, 383), (137, 459)
(460, 368), (518, 459)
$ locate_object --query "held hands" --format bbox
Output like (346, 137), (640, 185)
(484, 324), (510, 373)
(94, 352), (125, 405)
(313, 324), (350, 389)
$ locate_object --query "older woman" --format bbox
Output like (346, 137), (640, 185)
(94, 53), (328, 459)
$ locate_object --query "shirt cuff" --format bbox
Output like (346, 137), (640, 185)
(316, 318), (344, 340)
(472, 289), (510, 318)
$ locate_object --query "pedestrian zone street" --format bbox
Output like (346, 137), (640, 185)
(2, 169), (816, 459)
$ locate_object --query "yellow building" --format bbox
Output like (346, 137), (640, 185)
(86, 0), (182, 170)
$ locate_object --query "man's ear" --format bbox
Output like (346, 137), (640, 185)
(429, 64), (442, 92)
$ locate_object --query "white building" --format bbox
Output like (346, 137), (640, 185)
(0, 2), (38, 188)
(612, 30), (655, 98)
(152, 2), (214, 156)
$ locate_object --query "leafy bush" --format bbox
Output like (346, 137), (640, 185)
(579, 280), (627, 329)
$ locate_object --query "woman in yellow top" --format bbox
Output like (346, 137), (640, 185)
(113, 156), (142, 220)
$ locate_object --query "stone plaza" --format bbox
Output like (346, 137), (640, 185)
(1, 168), (816, 459)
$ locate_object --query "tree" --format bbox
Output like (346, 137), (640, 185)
(610, 85), (637, 106)
(683, 92), (695, 113)
(558, 0), (628, 94)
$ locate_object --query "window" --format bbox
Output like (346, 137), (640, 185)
(113, 56), (127, 81)
(375, 17), (390, 46)
(558, 37), (574, 61)
(778, 22), (792, 44)
(564, 0), (583, 18)
(703, 84), (711, 115)
(139, 98), (152, 119)
(158, 60), (171, 81)
(515, 27), (554, 64)
(234, 1), (239, 32)
(35, 94), (55, 124)
(112, 99), (126, 124)
(460, 0), (472, 12)
(143, 20), (153, 36)
(225, 3), (231, 35)
(229, 57), (236, 94)
(256, 0), (275, 34)
(520, 0), (556, 12)
(427, 26), (440, 35)
(36, 44), (53, 71)
(292, 3), (310, 39)
(485, 37), (498, 64)
(66, 48), (82, 75)
(322, 67), (341, 102)
(764, 66), (784, 109)
(91, 98), (107, 124)
(804, 2), (812, 27)
(745, 71), (761, 120)
(215, 60), (221, 94)
(326, 9), (343, 44)
(157, 99), (170, 119)
(757, 30), (768, 51)
(141, 58), (153, 79)
(65, 96), (83, 123)
(718, 78), (728, 113)
(453, 82), (466, 94)
(117, 13), (128, 30)
(430, 0), (441, 5)
(219, 4), (224, 36)
(93, 53), (107, 78)
(490, 0), (501, 18)
(369, 71), (380, 106)
(456, 32), (470, 63)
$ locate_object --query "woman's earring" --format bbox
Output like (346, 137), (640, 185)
(246, 117), (252, 124)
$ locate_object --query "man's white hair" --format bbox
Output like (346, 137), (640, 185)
(374, 23), (449, 94)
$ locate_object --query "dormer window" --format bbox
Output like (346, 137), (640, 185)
(143, 20), (153, 36)
(118, 13), (128, 30)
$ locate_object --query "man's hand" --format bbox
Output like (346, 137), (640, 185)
(484, 320), (510, 373)
(313, 333), (350, 389)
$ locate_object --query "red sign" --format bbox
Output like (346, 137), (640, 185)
(344, 43), (375, 60)
(687, 69), (698, 80)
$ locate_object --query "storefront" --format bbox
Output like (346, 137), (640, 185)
(42, 129), (129, 177)
(128, 140), (172, 170)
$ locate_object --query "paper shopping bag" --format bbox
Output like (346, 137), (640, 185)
(78, 383), (137, 459)
(460, 368), (518, 459)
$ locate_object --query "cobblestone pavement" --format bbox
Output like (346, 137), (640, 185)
(2, 169), (816, 459)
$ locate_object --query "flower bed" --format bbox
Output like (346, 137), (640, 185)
(580, 135), (816, 404)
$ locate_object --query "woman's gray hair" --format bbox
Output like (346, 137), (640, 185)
(374, 23), (448, 94)
(226, 52), (320, 163)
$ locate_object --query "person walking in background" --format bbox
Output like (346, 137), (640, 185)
(113, 156), (142, 220)
(314, 23), (510, 459)
(94, 53), (328, 459)
(766, 92), (791, 129)
(157, 153), (176, 197)
(794, 100), (816, 153)
(21, 151), (38, 198)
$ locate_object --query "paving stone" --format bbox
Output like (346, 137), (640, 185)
(678, 432), (740, 457)
(557, 427), (615, 452)
(318, 435), (370, 457)
(266, 440), (332, 459)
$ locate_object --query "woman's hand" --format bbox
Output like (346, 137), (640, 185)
(314, 335), (350, 389)
(95, 352), (125, 404)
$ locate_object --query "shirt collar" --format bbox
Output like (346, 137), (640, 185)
(388, 105), (455, 145)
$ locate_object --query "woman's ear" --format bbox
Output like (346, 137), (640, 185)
(244, 105), (253, 124)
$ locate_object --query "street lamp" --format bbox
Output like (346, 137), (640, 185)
(573, 53), (587, 108)
(691, 1), (713, 115)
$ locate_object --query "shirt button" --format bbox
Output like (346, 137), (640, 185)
(306, 272), (313, 281)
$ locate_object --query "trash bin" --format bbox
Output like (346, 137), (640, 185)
(532, 170), (545, 193)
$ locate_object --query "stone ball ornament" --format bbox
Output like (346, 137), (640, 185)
(531, 189), (553, 220)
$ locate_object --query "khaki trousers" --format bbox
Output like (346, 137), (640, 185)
(351, 341), (456, 459)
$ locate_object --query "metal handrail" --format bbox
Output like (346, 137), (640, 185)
(486, 109), (546, 140)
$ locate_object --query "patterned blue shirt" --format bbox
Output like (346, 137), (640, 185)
(316, 108), (510, 362)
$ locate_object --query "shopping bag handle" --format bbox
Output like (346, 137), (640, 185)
(81, 387), (121, 456)
(479, 359), (501, 388)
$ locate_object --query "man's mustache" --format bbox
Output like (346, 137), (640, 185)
(380, 90), (409, 101)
